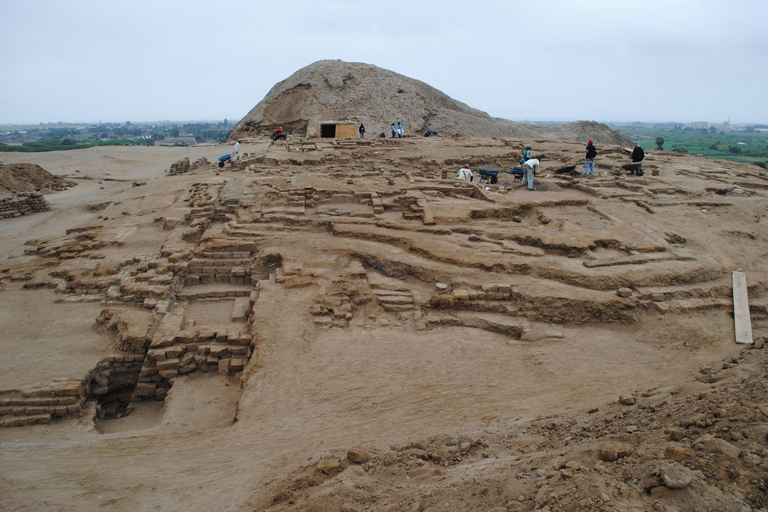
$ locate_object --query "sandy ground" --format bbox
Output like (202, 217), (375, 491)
(0, 289), (111, 390)
(0, 138), (766, 511)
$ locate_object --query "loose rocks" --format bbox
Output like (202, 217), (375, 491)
(347, 448), (371, 464)
(658, 461), (694, 489)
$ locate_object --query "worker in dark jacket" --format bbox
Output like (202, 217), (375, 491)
(631, 143), (645, 163)
(585, 139), (597, 179)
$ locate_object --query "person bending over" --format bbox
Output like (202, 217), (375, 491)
(523, 158), (539, 190)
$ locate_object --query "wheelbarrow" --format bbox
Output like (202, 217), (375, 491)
(508, 167), (525, 182)
(477, 167), (499, 184)
(218, 154), (232, 168)
(623, 162), (645, 176)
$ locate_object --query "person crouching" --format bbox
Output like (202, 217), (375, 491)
(457, 164), (474, 182)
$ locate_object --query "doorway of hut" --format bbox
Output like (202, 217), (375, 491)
(320, 123), (336, 138)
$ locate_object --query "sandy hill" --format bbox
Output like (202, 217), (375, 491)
(0, 163), (75, 194)
(230, 60), (631, 146)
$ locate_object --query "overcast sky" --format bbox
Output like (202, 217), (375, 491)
(1, 0), (766, 125)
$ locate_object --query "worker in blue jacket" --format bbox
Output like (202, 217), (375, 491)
(520, 144), (532, 165)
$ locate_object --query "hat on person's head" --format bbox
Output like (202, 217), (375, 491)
(635, 142), (640, 146)
(526, 145), (531, 149)
(588, 139), (594, 145)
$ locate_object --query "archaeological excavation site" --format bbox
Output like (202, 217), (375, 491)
(0, 61), (766, 512)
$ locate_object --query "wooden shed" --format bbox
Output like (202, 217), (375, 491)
(315, 120), (358, 139)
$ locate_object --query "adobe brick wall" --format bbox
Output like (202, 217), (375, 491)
(0, 192), (50, 219)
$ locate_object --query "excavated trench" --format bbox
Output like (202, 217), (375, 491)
(86, 355), (146, 422)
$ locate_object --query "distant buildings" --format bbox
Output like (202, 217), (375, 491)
(159, 133), (197, 146)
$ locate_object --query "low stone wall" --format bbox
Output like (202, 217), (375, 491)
(429, 283), (638, 324)
(168, 158), (190, 176)
(184, 253), (253, 286)
(0, 379), (83, 428)
(191, 157), (209, 170)
(0, 354), (144, 428)
(395, 191), (434, 224)
(0, 192), (50, 219)
(133, 325), (255, 402)
(168, 157), (209, 176)
(132, 289), (259, 402)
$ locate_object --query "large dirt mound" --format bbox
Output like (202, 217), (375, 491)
(230, 60), (632, 145)
(0, 163), (75, 194)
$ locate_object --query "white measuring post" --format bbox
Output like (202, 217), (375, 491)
(732, 271), (753, 344)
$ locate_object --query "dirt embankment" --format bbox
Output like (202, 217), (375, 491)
(0, 163), (76, 194)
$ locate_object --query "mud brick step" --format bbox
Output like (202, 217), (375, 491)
(0, 396), (78, 407)
(158, 370), (178, 380)
(231, 297), (250, 322)
(0, 405), (41, 416)
(373, 288), (412, 296)
(378, 295), (414, 305)
(22, 384), (83, 398)
(209, 346), (228, 357)
(0, 413), (52, 428)
(228, 333), (252, 345)
(189, 258), (250, 269)
(156, 358), (180, 371)
(135, 383), (156, 397)
(164, 346), (184, 359)
(382, 304), (415, 312)
(0, 404), (81, 417)
(229, 345), (248, 356)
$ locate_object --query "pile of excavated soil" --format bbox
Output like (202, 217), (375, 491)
(231, 60), (632, 146)
(249, 346), (768, 512)
(0, 163), (76, 193)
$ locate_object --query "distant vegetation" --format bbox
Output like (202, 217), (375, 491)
(614, 124), (768, 169)
(0, 120), (233, 153)
(0, 138), (140, 153)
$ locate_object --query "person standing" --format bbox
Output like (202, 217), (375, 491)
(585, 139), (597, 179)
(232, 139), (242, 161)
(522, 158), (539, 190)
(390, 124), (397, 138)
(397, 122), (403, 138)
(359, 123), (366, 139)
(520, 144), (532, 165)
